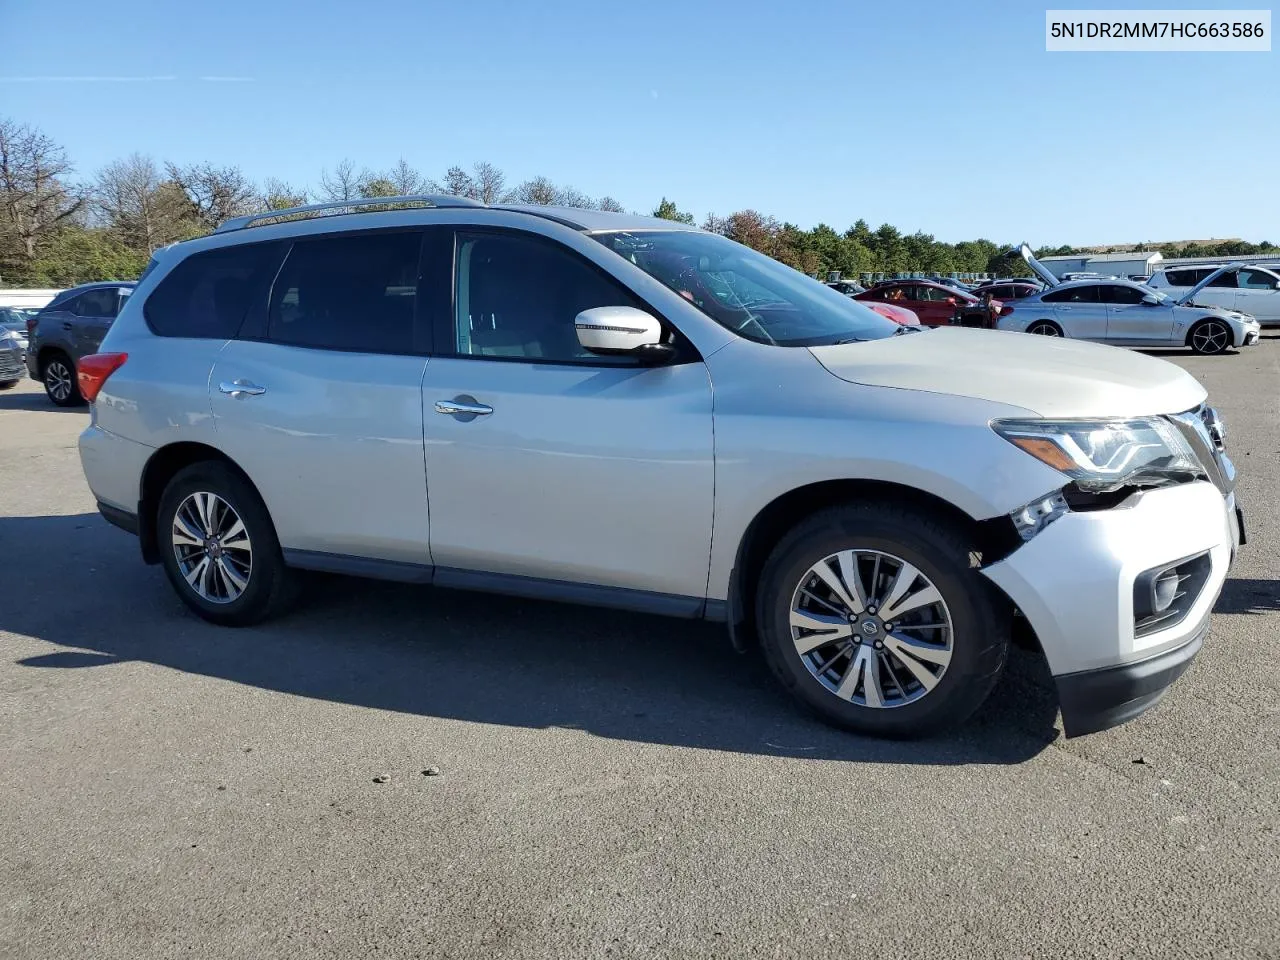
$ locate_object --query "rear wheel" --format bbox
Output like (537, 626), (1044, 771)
(1027, 320), (1062, 337)
(1188, 318), (1231, 355)
(755, 502), (1010, 738)
(42, 352), (82, 406)
(157, 462), (296, 626)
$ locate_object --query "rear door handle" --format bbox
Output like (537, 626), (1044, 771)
(219, 379), (267, 398)
(435, 396), (493, 420)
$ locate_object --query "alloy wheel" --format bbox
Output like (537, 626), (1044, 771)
(171, 491), (253, 604)
(1192, 321), (1229, 354)
(1028, 323), (1060, 337)
(789, 550), (953, 709)
(45, 360), (73, 401)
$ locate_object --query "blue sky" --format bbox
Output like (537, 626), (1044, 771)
(1, 0), (1276, 245)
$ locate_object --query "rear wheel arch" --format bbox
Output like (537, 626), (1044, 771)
(138, 442), (263, 564)
(724, 479), (1020, 642)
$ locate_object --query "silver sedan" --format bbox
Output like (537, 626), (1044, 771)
(1001, 247), (1261, 354)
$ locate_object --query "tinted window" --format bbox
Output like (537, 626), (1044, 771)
(268, 232), (421, 353)
(1208, 271), (1237, 288)
(1239, 268), (1280, 289)
(1100, 284), (1147, 305)
(1042, 285), (1099, 304)
(73, 288), (120, 318)
(455, 232), (648, 364)
(148, 243), (285, 339)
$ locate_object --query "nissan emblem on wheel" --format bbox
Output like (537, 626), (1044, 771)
(74, 197), (1243, 740)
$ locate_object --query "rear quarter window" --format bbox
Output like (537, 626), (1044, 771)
(144, 242), (287, 338)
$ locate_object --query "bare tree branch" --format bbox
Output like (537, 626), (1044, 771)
(0, 118), (85, 269)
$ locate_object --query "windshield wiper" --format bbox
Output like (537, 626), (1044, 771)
(831, 336), (866, 344)
(892, 325), (924, 335)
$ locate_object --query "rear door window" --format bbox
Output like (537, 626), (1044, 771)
(1043, 285), (1099, 303)
(1239, 268), (1280, 289)
(146, 242), (287, 338)
(73, 288), (121, 318)
(1209, 270), (1238, 288)
(267, 231), (424, 354)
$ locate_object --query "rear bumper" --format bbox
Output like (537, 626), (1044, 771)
(1055, 615), (1206, 737)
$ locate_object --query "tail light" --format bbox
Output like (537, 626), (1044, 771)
(999, 304), (1015, 317)
(77, 352), (128, 403)
(26, 316), (37, 337)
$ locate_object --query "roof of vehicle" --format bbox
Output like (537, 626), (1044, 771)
(493, 205), (703, 233)
(1154, 262), (1279, 273)
(1024, 278), (1148, 295)
(58, 280), (137, 292)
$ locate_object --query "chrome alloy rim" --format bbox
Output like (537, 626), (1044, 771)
(789, 550), (953, 709)
(45, 360), (73, 400)
(1028, 323), (1060, 337)
(1192, 321), (1229, 353)
(171, 492), (252, 604)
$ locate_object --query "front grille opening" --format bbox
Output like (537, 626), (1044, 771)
(1133, 551), (1212, 638)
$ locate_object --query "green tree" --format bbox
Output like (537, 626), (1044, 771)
(652, 197), (695, 225)
(30, 225), (147, 285)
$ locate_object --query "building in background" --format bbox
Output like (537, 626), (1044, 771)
(1036, 251), (1164, 280)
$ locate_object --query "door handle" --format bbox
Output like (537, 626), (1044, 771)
(435, 396), (493, 419)
(219, 379), (267, 398)
(62, 321), (73, 330)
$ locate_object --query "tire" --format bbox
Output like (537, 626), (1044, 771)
(1187, 318), (1232, 355)
(157, 461), (297, 626)
(755, 502), (1010, 738)
(41, 351), (83, 406)
(0, 379), (17, 391)
(1027, 320), (1063, 337)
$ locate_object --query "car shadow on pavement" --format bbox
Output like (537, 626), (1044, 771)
(1214, 578), (1280, 615)
(0, 392), (84, 413)
(0, 512), (1063, 766)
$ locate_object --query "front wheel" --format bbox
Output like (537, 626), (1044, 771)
(1188, 318), (1232, 355)
(755, 502), (1010, 738)
(157, 461), (296, 626)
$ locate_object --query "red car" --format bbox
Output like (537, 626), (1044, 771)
(864, 301), (920, 326)
(856, 280), (1002, 328)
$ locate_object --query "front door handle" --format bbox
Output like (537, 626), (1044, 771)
(435, 396), (493, 421)
(219, 379), (267, 399)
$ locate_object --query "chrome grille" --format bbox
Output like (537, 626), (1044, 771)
(1168, 404), (1233, 496)
(0, 345), (24, 380)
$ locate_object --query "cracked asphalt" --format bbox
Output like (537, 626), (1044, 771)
(1, 338), (1277, 959)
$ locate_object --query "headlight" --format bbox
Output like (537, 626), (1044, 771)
(992, 417), (1205, 492)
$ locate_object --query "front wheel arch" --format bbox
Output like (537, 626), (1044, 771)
(724, 480), (1021, 646)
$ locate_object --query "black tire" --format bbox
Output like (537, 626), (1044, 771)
(1187, 318), (1232, 355)
(41, 351), (83, 406)
(0, 379), (17, 391)
(755, 502), (1010, 738)
(157, 461), (297, 626)
(1027, 320), (1063, 337)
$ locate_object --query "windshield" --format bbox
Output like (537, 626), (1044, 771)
(592, 230), (899, 346)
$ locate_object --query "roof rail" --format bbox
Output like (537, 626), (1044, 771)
(215, 194), (485, 233)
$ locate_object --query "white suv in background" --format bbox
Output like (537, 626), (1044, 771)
(75, 196), (1244, 740)
(1148, 263), (1280, 326)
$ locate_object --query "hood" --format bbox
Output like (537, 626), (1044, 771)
(809, 328), (1206, 419)
(1014, 242), (1061, 288)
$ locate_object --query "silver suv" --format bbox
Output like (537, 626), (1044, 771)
(77, 196), (1244, 739)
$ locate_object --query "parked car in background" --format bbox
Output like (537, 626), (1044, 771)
(826, 279), (866, 296)
(74, 195), (1242, 741)
(856, 280), (1001, 328)
(1004, 245), (1260, 354)
(864, 301), (920, 326)
(0, 306), (30, 357)
(1148, 264), (1280, 327)
(25, 281), (136, 405)
(972, 280), (1041, 301)
(0, 326), (24, 389)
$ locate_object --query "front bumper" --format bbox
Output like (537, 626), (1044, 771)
(982, 481), (1235, 735)
(1054, 615), (1206, 737)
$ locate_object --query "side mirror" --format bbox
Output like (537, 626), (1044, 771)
(1141, 293), (1159, 305)
(1273, 281), (1280, 290)
(576, 306), (671, 363)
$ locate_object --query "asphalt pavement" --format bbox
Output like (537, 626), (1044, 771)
(1, 339), (1277, 959)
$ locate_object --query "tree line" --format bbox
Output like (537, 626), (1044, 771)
(2, 116), (1275, 287)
